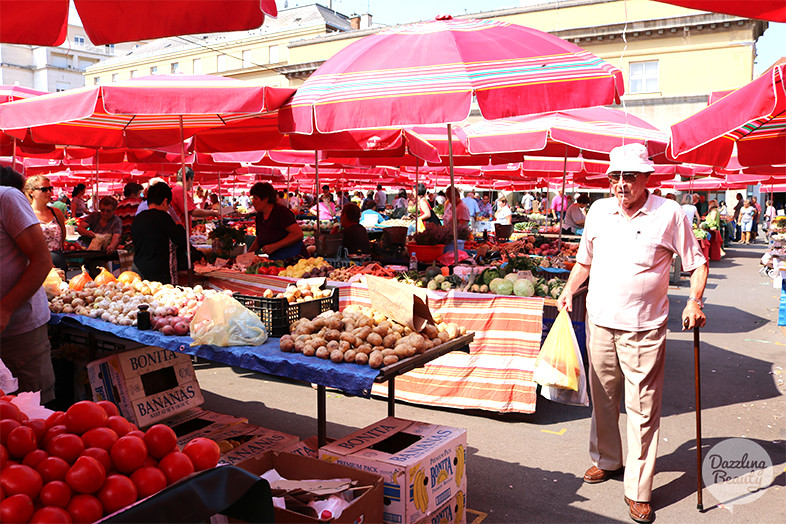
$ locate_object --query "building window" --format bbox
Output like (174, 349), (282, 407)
(74, 35), (85, 46)
(193, 58), (202, 74)
(150, 66), (158, 75)
(130, 69), (137, 78)
(105, 44), (114, 51)
(56, 81), (70, 92)
(629, 61), (658, 94)
(171, 62), (180, 74)
(217, 55), (227, 72)
(268, 45), (279, 64)
(94, 77), (100, 85)
(242, 50), (252, 68)
(111, 73), (118, 82)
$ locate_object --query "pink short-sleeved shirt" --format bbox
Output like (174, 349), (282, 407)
(577, 193), (706, 331)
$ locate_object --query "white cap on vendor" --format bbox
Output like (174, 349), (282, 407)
(606, 143), (655, 174)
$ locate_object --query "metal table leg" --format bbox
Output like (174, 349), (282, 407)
(317, 384), (327, 447)
(388, 377), (396, 416)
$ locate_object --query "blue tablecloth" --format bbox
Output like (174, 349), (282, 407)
(49, 313), (380, 397)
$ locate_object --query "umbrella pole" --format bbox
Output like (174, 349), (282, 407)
(94, 150), (100, 209)
(217, 172), (223, 221)
(447, 124), (458, 265)
(557, 147), (568, 249)
(179, 116), (192, 286)
(314, 151), (320, 250)
(11, 137), (17, 173)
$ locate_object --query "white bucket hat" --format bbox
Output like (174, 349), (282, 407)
(606, 143), (655, 174)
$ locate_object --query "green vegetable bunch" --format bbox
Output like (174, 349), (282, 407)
(208, 224), (246, 252)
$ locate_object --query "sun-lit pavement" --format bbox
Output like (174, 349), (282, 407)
(195, 238), (785, 523)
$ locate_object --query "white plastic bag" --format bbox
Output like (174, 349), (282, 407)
(0, 358), (19, 394)
(538, 311), (589, 406)
(189, 293), (267, 347)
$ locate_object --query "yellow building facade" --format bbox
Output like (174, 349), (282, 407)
(85, 0), (768, 130)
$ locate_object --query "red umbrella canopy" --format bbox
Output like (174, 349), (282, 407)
(0, 75), (295, 149)
(651, 1), (786, 22)
(0, 0), (277, 46)
(667, 64), (786, 167)
(280, 16), (624, 133)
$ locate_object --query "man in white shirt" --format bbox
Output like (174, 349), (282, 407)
(521, 192), (534, 212)
(462, 191), (480, 221)
(374, 184), (387, 211)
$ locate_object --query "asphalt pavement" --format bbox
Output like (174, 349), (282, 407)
(195, 239), (785, 523)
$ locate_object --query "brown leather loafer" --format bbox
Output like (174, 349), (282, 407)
(624, 496), (654, 523)
(583, 465), (624, 483)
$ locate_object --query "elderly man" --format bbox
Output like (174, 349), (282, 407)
(558, 143), (708, 524)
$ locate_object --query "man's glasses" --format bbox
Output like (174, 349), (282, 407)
(608, 172), (641, 184)
(35, 186), (54, 192)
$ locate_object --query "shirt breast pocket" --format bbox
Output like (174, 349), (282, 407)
(630, 237), (658, 268)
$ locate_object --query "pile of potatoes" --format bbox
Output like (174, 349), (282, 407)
(278, 305), (467, 369)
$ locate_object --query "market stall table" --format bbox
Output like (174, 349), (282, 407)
(202, 269), (546, 413)
(48, 312), (471, 446)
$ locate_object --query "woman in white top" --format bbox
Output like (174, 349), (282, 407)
(739, 199), (756, 244)
(681, 194), (698, 226)
(494, 197), (512, 225)
(24, 175), (67, 270)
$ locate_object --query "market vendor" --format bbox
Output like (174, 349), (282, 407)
(340, 203), (372, 255)
(76, 196), (122, 253)
(248, 182), (306, 260)
(171, 167), (220, 225)
(132, 182), (187, 284)
(360, 200), (385, 228)
(443, 186), (470, 229)
(563, 194), (590, 234)
(494, 196), (512, 225)
(70, 183), (89, 217)
(478, 193), (493, 218)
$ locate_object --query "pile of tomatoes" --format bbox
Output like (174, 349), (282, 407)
(0, 398), (221, 523)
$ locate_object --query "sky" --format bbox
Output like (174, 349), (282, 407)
(68, 1), (784, 76)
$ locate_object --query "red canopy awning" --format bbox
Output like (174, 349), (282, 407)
(651, 1), (786, 22)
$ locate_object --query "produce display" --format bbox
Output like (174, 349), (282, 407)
(47, 270), (225, 335)
(277, 257), (334, 279)
(245, 258), (286, 275)
(328, 263), (398, 282)
(279, 305), (467, 369)
(499, 236), (578, 258)
(253, 280), (333, 304)
(378, 219), (412, 228)
(0, 399), (220, 523)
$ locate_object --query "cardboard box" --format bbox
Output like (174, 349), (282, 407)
(155, 407), (248, 447)
(235, 450), (384, 524)
(87, 346), (203, 427)
(319, 417), (468, 524)
(280, 436), (320, 459)
(415, 488), (467, 524)
(211, 424), (300, 466)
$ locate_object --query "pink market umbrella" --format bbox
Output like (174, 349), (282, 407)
(650, 1), (786, 22)
(661, 177), (749, 191)
(280, 17), (623, 133)
(0, 0), (277, 46)
(668, 64), (786, 167)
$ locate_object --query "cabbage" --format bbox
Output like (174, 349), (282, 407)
(514, 279), (535, 297)
(550, 287), (562, 299)
(496, 279), (514, 295)
(489, 278), (505, 294)
(504, 273), (519, 283)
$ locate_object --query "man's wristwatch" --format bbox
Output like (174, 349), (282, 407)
(688, 297), (704, 309)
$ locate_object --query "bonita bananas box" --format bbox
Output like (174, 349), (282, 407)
(212, 423), (300, 465)
(87, 346), (203, 427)
(416, 489), (466, 524)
(319, 417), (467, 524)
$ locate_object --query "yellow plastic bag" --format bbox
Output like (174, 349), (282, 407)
(189, 293), (268, 347)
(533, 309), (581, 391)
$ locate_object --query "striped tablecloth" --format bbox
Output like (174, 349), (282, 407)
(203, 270), (543, 414)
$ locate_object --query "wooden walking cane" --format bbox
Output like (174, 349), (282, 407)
(685, 317), (704, 510)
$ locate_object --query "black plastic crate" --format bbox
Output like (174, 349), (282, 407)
(234, 287), (339, 338)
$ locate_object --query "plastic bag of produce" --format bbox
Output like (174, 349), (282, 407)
(533, 309), (581, 391)
(189, 293), (268, 347)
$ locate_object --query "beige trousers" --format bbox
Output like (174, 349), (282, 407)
(587, 320), (667, 502)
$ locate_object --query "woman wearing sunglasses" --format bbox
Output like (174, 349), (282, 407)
(23, 175), (67, 271)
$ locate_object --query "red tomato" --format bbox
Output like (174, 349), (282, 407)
(6, 425), (37, 458)
(130, 466), (167, 498)
(110, 435), (147, 474)
(36, 456), (70, 483)
(23, 418), (47, 446)
(0, 419), (22, 445)
(45, 411), (66, 430)
(47, 433), (85, 464)
(39, 481), (73, 509)
(182, 438), (220, 471)
(96, 401), (120, 418)
(125, 430), (145, 440)
(66, 494), (103, 524)
(22, 449), (49, 469)
(143, 425), (177, 459)
(65, 456), (106, 494)
(0, 494), (35, 524)
(157, 451), (194, 484)
(64, 402), (107, 435)
(106, 416), (132, 437)
(98, 474), (138, 514)
(82, 427), (118, 451)
(42, 425), (68, 449)
(0, 443), (8, 468)
(0, 464), (43, 499)
(142, 455), (157, 467)
(0, 400), (25, 423)
(80, 447), (111, 473)
(30, 506), (73, 524)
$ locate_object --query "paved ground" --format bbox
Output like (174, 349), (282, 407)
(195, 239), (785, 523)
